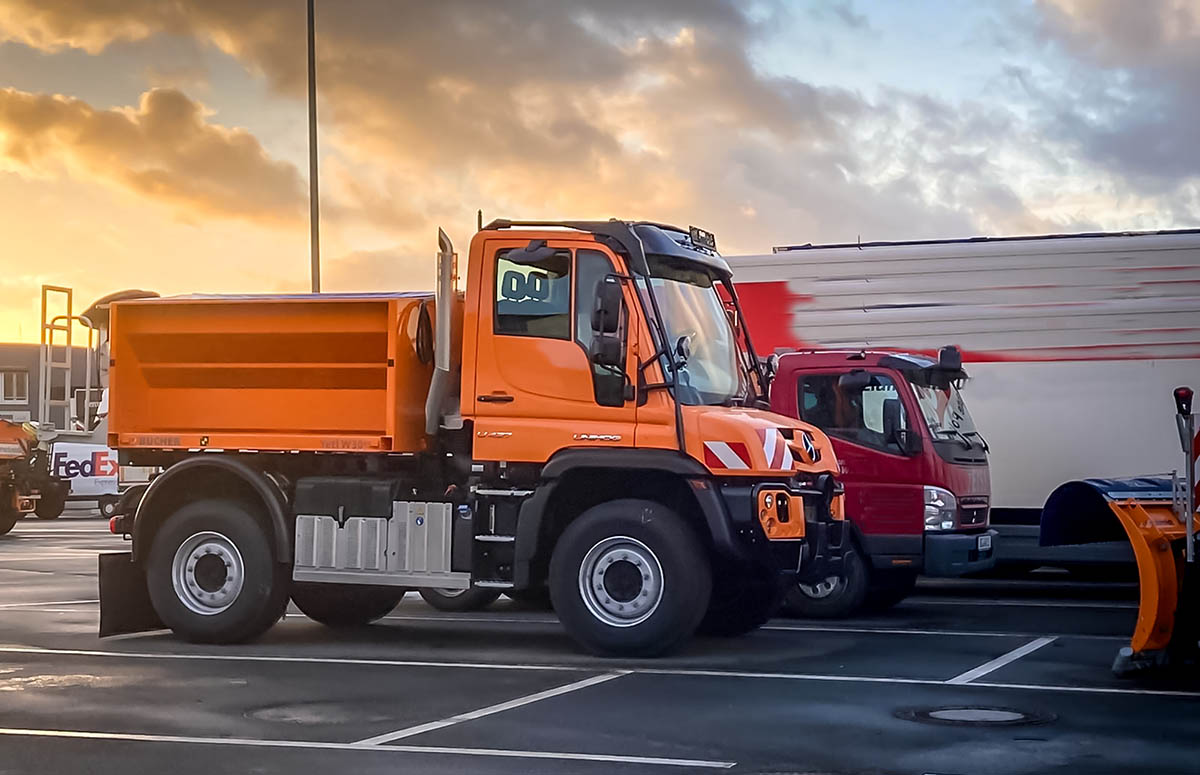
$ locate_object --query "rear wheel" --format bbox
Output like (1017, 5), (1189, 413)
(291, 583), (406, 627)
(34, 486), (66, 520)
(418, 586), (502, 612)
(698, 571), (780, 636)
(549, 499), (711, 657)
(864, 568), (918, 611)
(146, 498), (288, 644)
(783, 546), (869, 618)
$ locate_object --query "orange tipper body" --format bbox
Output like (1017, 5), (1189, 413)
(107, 292), (454, 453)
(101, 219), (847, 658)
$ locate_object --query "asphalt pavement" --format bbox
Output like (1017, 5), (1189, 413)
(1, 511), (1197, 774)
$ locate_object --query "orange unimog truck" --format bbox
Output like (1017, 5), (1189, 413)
(100, 220), (846, 656)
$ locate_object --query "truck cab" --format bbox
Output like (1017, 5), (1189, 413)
(769, 346), (995, 616)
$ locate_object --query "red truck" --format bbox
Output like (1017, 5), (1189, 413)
(765, 346), (995, 616)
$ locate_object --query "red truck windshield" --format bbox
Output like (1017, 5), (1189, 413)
(911, 381), (978, 438)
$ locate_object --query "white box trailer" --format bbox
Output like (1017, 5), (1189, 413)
(729, 229), (1200, 570)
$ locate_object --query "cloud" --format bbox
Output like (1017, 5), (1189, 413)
(1032, 0), (1200, 184)
(0, 0), (1188, 259)
(0, 86), (306, 224)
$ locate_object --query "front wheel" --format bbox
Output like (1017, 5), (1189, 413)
(98, 496), (119, 519)
(418, 586), (502, 612)
(291, 583), (406, 627)
(0, 505), (16, 536)
(549, 499), (711, 657)
(146, 499), (288, 644)
(697, 572), (780, 637)
(783, 546), (869, 619)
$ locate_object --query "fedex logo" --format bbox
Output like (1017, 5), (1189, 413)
(53, 449), (118, 479)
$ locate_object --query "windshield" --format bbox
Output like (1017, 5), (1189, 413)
(639, 262), (747, 406)
(911, 380), (978, 438)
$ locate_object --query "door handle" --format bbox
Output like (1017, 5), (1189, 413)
(477, 393), (514, 403)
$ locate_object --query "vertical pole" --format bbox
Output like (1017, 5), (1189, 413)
(307, 0), (321, 293)
(1187, 413), (1195, 563)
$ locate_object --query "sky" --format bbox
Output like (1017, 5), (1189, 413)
(0, 0), (1197, 341)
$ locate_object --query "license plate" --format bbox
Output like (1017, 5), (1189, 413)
(977, 534), (992, 552)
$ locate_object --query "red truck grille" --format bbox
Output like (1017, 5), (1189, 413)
(958, 499), (990, 528)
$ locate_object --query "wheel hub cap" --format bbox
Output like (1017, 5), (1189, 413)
(799, 575), (841, 599)
(172, 531), (244, 615)
(578, 536), (663, 627)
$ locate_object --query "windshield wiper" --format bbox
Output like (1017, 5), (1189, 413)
(934, 428), (973, 450)
(962, 431), (989, 452)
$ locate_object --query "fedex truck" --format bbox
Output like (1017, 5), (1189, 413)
(730, 229), (1200, 574)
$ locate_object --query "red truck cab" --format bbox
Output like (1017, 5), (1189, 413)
(769, 346), (996, 616)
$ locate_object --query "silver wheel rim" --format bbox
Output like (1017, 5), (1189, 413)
(171, 531), (244, 615)
(799, 575), (842, 599)
(578, 535), (663, 628)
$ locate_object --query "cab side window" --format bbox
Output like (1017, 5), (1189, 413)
(801, 373), (908, 454)
(495, 249), (571, 339)
(575, 249), (626, 407)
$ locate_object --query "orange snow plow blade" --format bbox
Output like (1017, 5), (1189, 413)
(1041, 477), (1197, 674)
(1105, 497), (1188, 654)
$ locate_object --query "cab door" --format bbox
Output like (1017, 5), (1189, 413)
(795, 370), (925, 538)
(471, 238), (639, 463)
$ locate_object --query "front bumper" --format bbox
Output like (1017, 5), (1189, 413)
(714, 478), (847, 582)
(924, 529), (998, 576)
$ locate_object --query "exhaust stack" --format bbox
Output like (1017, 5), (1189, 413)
(425, 229), (455, 435)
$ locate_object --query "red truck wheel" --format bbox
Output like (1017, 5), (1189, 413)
(783, 546), (870, 618)
(146, 498), (288, 644)
(549, 499), (711, 657)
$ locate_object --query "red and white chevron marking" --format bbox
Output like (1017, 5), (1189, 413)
(703, 440), (751, 470)
(757, 428), (794, 470)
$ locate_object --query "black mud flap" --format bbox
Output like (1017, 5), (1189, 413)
(98, 552), (164, 638)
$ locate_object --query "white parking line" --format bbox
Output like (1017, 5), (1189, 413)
(945, 637), (1058, 685)
(356, 671), (628, 745)
(911, 598), (1137, 610)
(763, 623), (1124, 641)
(0, 727), (734, 769)
(2, 644), (1196, 698)
(0, 599), (99, 609)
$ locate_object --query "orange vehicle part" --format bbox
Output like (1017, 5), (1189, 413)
(108, 293), (457, 453)
(1106, 498), (1188, 654)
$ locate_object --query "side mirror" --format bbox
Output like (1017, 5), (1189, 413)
(938, 345), (962, 371)
(590, 334), (624, 368)
(591, 278), (623, 334)
(838, 369), (872, 391)
(507, 239), (559, 266)
(766, 352), (780, 377)
(882, 397), (921, 455)
(674, 335), (691, 365)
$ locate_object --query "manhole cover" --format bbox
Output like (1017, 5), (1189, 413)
(896, 705), (1055, 727)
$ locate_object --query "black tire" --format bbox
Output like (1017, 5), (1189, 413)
(146, 498), (288, 644)
(697, 571), (781, 637)
(98, 496), (119, 519)
(34, 487), (66, 520)
(864, 568), (918, 612)
(505, 586), (554, 610)
(291, 583), (406, 627)
(418, 586), (502, 612)
(783, 546), (870, 619)
(549, 498), (712, 657)
(0, 505), (16, 536)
